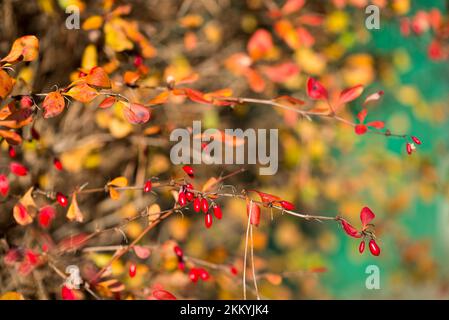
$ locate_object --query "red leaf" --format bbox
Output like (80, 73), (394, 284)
(354, 124), (367, 135)
(363, 90), (384, 106)
(252, 190), (280, 205)
(244, 68), (265, 93)
(357, 108), (368, 123)
(339, 84), (364, 105)
(98, 96), (116, 109)
(340, 219), (361, 238)
(123, 103), (151, 124)
(86, 66), (111, 88)
(306, 77), (328, 100)
(247, 29), (273, 60)
(0, 174), (9, 196)
(246, 200), (261, 226)
(183, 88), (211, 104)
(366, 121), (384, 129)
(360, 207), (375, 228)
(281, 0), (305, 15)
(57, 233), (90, 251)
(152, 289), (177, 300)
(261, 62), (299, 83)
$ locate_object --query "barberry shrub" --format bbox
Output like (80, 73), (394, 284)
(0, 0), (439, 300)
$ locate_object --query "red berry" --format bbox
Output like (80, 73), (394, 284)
(38, 206), (56, 228)
(201, 198), (209, 213)
(10, 162), (28, 176)
(406, 143), (412, 155)
(173, 245), (183, 258)
(230, 266), (238, 276)
(411, 136), (421, 145)
(0, 174), (9, 197)
(53, 158), (63, 171)
(359, 241), (365, 254)
(134, 55), (143, 68)
(182, 165), (194, 178)
(185, 183), (193, 190)
(279, 200), (295, 211)
(8, 146), (16, 158)
(193, 197), (201, 212)
(129, 263), (137, 278)
(143, 180), (152, 193)
(189, 269), (199, 282)
(198, 268), (210, 281)
(178, 261), (185, 271)
(178, 191), (187, 206)
(205, 213), (213, 228)
(185, 191), (194, 202)
(61, 285), (76, 300)
(213, 204), (222, 219)
(56, 192), (68, 207)
(368, 239), (380, 256)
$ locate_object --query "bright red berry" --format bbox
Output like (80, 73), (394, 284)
(174, 245), (183, 258)
(189, 268), (199, 282)
(359, 241), (365, 254)
(53, 158), (63, 171)
(143, 180), (152, 193)
(185, 183), (193, 190)
(178, 191), (187, 206)
(182, 165), (194, 178)
(205, 213), (213, 228)
(38, 206), (56, 228)
(212, 204), (222, 219)
(178, 261), (185, 271)
(230, 266), (238, 276)
(193, 197), (201, 212)
(406, 143), (412, 155)
(10, 162), (28, 176)
(368, 239), (380, 256)
(198, 268), (210, 281)
(133, 55), (143, 68)
(185, 191), (194, 202)
(8, 146), (16, 158)
(201, 198), (209, 213)
(129, 263), (137, 278)
(279, 200), (295, 210)
(61, 285), (76, 300)
(0, 174), (9, 197)
(411, 136), (421, 145)
(56, 192), (68, 207)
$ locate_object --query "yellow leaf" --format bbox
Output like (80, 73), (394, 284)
(108, 186), (120, 200)
(0, 69), (14, 99)
(81, 44), (98, 70)
(65, 83), (99, 103)
(104, 19), (133, 53)
(147, 203), (161, 223)
(0, 292), (25, 300)
(66, 193), (84, 222)
(108, 176), (128, 187)
(82, 15), (104, 30)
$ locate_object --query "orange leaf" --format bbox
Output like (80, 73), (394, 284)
(43, 91), (65, 118)
(82, 16), (104, 30)
(86, 67), (111, 88)
(65, 83), (99, 103)
(108, 176), (128, 187)
(244, 69), (265, 93)
(183, 88), (211, 104)
(147, 91), (169, 105)
(123, 71), (140, 86)
(0, 69), (14, 99)
(1, 35), (39, 64)
(247, 29), (273, 61)
(98, 96), (116, 109)
(261, 62), (299, 83)
(339, 85), (364, 105)
(0, 129), (22, 145)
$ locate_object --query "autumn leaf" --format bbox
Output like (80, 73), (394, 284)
(43, 91), (65, 118)
(82, 15), (104, 30)
(98, 96), (116, 109)
(122, 103), (151, 124)
(66, 193), (84, 222)
(123, 71), (140, 86)
(107, 176), (128, 200)
(13, 188), (36, 226)
(0, 69), (14, 100)
(86, 66), (111, 88)
(363, 90), (384, 106)
(338, 84), (364, 105)
(246, 199), (261, 227)
(247, 29), (273, 61)
(0, 292), (25, 300)
(134, 245), (151, 259)
(244, 68), (265, 93)
(306, 77), (328, 100)
(65, 83), (99, 103)
(0, 129), (22, 145)
(147, 91), (169, 105)
(1, 35), (39, 64)
(261, 62), (299, 83)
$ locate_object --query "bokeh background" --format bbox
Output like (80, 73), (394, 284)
(0, 0), (448, 299)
